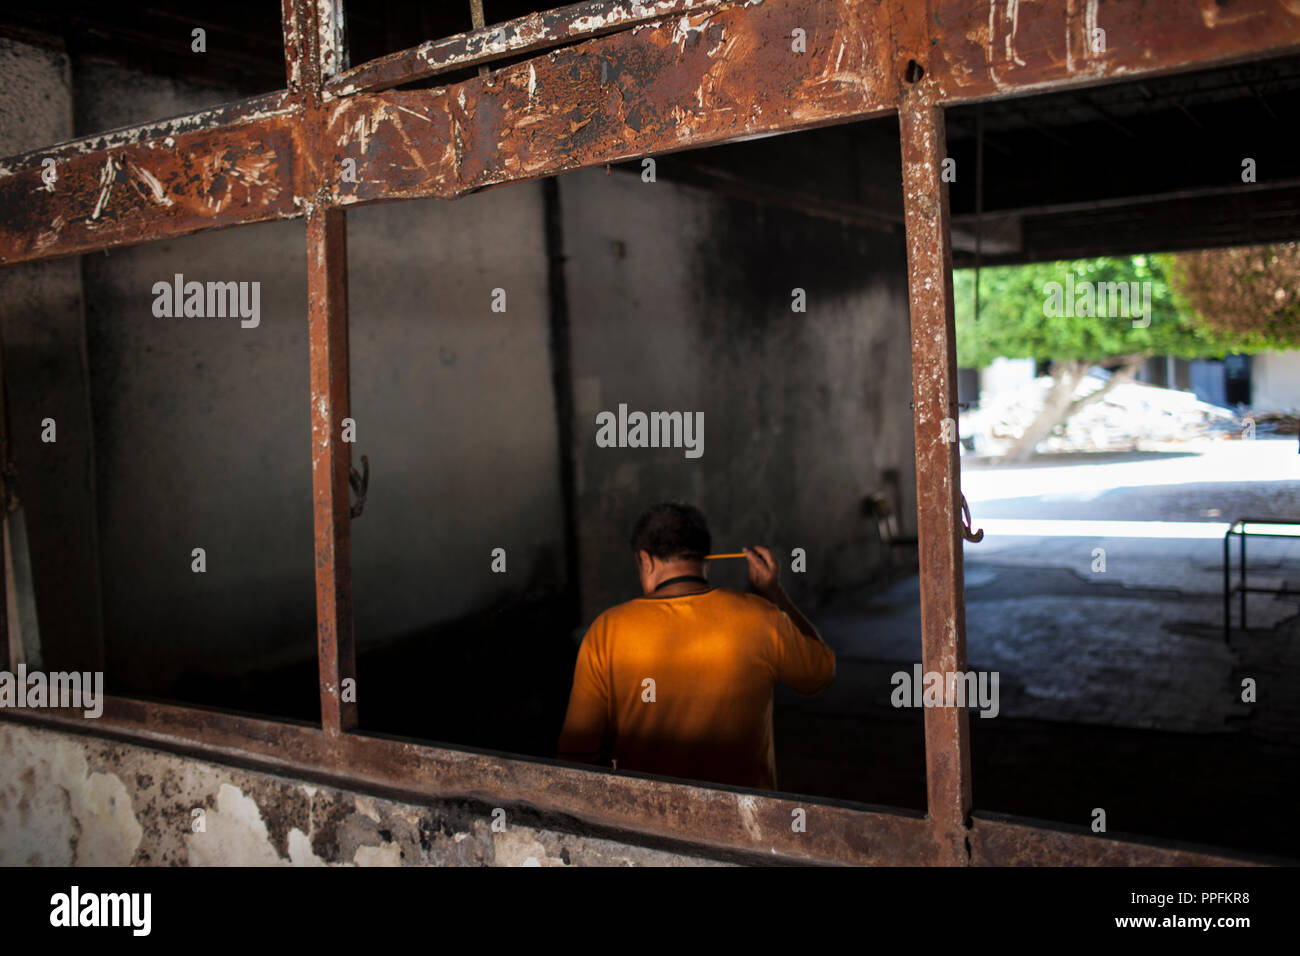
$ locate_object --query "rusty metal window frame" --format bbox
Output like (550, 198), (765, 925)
(2, 0), (1293, 865)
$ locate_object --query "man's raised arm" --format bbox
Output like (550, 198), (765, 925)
(742, 545), (825, 645)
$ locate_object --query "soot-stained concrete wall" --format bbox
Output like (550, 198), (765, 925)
(81, 66), (564, 693)
(83, 221), (317, 692)
(558, 167), (915, 623)
(71, 63), (319, 695)
(0, 721), (725, 866)
(83, 183), (567, 697)
(0, 36), (104, 673)
(4, 52), (566, 698)
(346, 188), (566, 648)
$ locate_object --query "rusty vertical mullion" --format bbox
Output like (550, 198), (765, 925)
(289, 0), (357, 735)
(281, 0), (313, 98)
(284, 0), (345, 95)
(308, 206), (357, 735)
(469, 0), (490, 78)
(0, 326), (9, 672)
(899, 92), (973, 865)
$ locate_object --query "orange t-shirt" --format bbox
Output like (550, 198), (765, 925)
(557, 587), (836, 790)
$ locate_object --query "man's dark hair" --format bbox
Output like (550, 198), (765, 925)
(630, 502), (711, 562)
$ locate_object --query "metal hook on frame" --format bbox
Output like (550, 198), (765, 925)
(960, 493), (983, 543)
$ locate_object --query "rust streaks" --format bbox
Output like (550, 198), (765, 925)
(929, 0), (1300, 101)
(0, 111), (300, 265)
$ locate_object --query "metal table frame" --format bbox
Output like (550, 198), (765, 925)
(1224, 517), (1300, 643)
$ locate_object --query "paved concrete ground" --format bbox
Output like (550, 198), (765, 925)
(774, 439), (1300, 857)
(808, 439), (1300, 733)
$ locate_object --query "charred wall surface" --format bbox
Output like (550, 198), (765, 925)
(559, 164), (914, 623)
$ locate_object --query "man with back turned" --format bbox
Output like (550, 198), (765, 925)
(557, 502), (835, 789)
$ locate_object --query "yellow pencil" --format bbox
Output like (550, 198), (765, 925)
(705, 552), (747, 560)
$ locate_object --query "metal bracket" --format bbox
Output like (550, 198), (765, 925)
(349, 454), (369, 519)
(960, 493), (983, 542)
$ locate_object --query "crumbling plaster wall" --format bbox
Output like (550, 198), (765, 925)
(0, 721), (725, 866)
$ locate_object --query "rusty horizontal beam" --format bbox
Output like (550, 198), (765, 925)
(0, 95), (301, 266)
(927, 0), (1300, 104)
(968, 812), (1259, 867)
(5, 0), (1300, 265)
(0, 700), (1263, 865)
(324, 0), (1300, 205)
(325, 0), (722, 96)
(325, 0), (896, 204)
(16, 91), (290, 156)
(3, 698), (933, 865)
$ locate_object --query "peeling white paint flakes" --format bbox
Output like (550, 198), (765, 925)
(354, 796), (382, 822)
(0, 723), (743, 866)
(353, 843), (402, 866)
(737, 794), (762, 840)
(187, 783), (286, 866)
(570, 13), (613, 33)
(316, 397), (330, 445)
(289, 829), (328, 866)
(494, 830), (561, 867)
(0, 724), (141, 865)
(671, 15), (696, 49)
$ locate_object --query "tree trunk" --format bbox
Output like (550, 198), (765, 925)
(1002, 356), (1144, 463)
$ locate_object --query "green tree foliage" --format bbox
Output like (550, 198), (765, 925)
(954, 255), (1249, 368)
(951, 253), (1292, 461)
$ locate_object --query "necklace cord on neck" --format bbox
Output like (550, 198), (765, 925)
(652, 574), (710, 593)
